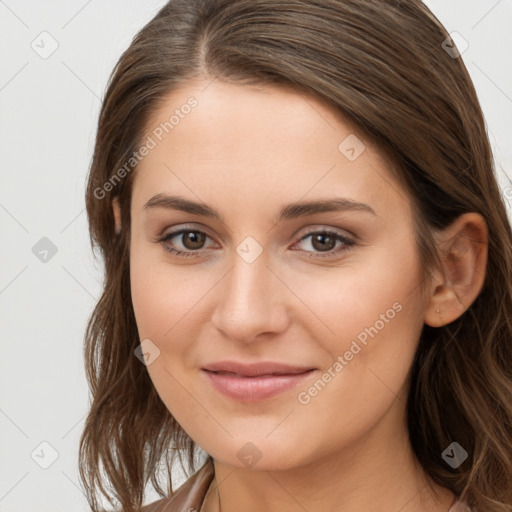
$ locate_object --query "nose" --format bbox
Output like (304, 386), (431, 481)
(211, 249), (290, 344)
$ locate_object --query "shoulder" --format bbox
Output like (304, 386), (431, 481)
(140, 458), (215, 512)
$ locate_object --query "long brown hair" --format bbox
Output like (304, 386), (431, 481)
(80, 1), (512, 511)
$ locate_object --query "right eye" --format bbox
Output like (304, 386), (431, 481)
(159, 229), (216, 258)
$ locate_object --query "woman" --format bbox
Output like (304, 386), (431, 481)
(79, 1), (512, 511)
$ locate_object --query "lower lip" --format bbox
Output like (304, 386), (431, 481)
(202, 369), (315, 402)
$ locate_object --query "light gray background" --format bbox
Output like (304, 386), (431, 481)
(1, 1), (511, 511)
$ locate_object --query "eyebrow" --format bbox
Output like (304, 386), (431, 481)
(143, 194), (377, 223)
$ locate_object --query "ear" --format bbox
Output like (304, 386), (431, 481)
(112, 197), (122, 234)
(424, 212), (488, 327)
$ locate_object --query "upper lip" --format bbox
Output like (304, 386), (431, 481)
(202, 361), (315, 377)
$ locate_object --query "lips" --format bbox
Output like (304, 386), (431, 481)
(201, 361), (316, 401)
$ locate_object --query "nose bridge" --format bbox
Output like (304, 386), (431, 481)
(211, 243), (289, 342)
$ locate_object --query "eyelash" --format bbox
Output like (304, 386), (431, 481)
(158, 228), (356, 259)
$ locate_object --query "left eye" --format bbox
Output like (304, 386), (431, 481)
(158, 229), (355, 259)
(292, 230), (355, 258)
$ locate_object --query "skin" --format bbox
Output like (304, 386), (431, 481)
(113, 78), (488, 512)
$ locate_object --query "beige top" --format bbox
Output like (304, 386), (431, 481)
(140, 458), (473, 512)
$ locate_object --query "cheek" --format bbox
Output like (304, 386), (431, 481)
(129, 249), (209, 424)
(291, 241), (425, 400)
(130, 244), (207, 341)
(288, 243), (424, 350)
(287, 254), (425, 450)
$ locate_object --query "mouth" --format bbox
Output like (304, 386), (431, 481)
(201, 361), (316, 402)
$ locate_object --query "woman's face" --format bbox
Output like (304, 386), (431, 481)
(127, 79), (429, 470)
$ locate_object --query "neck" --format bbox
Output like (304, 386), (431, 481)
(203, 399), (455, 512)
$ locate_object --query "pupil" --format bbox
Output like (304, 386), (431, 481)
(184, 231), (204, 250)
(313, 234), (334, 252)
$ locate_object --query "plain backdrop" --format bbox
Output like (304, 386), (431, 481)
(1, 1), (511, 511)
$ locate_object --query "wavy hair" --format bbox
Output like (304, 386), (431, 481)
(80, 1), (512, 511)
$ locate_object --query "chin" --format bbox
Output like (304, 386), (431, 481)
(203, 435), (320, 472)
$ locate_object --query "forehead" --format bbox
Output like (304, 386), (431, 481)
(131, 79), (410, 221)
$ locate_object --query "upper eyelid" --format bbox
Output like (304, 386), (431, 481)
(160, 224), (354, 238)
(295, 225), (355, 240)
(160, 225), (217, 244)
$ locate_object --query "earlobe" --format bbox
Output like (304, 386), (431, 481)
(424, 212), (488, 328)
(112, 197), (122, 234)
